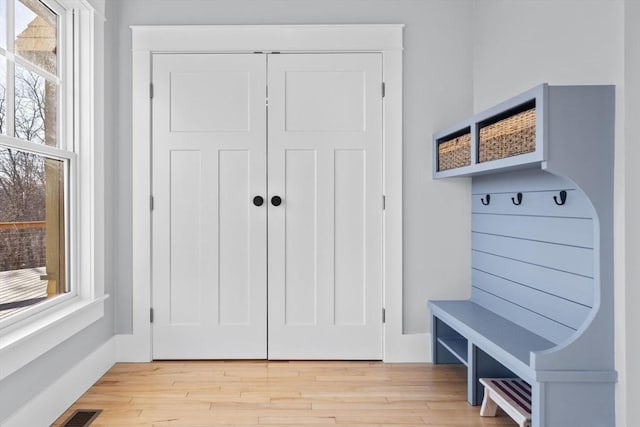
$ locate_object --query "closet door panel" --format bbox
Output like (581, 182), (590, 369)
(152, 54), (267, 359)
(267, 53), (384, 359)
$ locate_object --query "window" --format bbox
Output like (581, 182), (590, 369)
(0, 0), (71, 326)
(0, 0), (104, 380)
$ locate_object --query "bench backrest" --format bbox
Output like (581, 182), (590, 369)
(471, 169), (595, 344)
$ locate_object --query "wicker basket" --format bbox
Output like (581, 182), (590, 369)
(479, 108), (536, 163)
(438, 133), (471, 171)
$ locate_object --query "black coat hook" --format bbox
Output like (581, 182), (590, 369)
(481, 194), (491, 205)
(511, 192), (523, 206)
(554, 190), (567, 206)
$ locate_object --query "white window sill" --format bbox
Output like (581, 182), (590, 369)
(0, 295), (109, 381)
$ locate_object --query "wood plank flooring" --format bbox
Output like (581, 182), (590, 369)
(53, 361), (516, 426)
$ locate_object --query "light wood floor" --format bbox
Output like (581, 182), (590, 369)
(53, 361), (516, 426)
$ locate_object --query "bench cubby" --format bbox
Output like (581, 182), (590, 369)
(429, 84), (617, 427)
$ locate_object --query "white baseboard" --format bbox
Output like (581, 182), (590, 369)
(1, 337), (115, 427)
(115, 333), (151, 362)
(115, 331), (430, 363)
(384, 332), (431, 363)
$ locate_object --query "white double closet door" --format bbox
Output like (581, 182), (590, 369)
(151, 53), (383, 360)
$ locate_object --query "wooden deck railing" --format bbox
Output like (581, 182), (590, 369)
(0, 222), (47, 271)
(0, 221), (46, 229)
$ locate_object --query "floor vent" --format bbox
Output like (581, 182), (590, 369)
(60, 410), (102, 427)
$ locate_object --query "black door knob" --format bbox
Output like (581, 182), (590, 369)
(253, 196), (264, 206)
(271, 195), (282, 206)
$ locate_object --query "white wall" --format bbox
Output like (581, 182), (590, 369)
(622, 1), (640, 425)
(472, 0), (624, 111)
(471, 0), (629, 424)
(107, 0), (473, 337)
(87, 0), (105, 16)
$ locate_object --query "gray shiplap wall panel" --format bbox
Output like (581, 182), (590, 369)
(472, 214), (593, 248)
(472, 233), (594, 277)
(470, 170), (596, 344)
(472, 251), (594, 307)
(471, 288), (575, 345)
(472, 270), (591, 329)
(471, 190), (593, 218)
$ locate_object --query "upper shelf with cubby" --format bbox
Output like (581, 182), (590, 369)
(432, 84), (614, 180)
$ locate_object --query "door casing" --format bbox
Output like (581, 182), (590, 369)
(129, 25), (414, 363)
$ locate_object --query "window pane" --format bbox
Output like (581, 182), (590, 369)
(15, 64), (57, 146)
(0, 147), (67, 321)
(0, 58), (5, 135)
(0, 0), (6, 50)
(15, 0), (57, 75)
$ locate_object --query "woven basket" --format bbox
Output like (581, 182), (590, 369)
(479, 108), (536, 163)
(438, 133), (471, 171)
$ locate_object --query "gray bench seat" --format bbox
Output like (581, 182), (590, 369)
(429, 300), (554, 383)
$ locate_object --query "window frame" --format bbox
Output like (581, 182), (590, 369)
(0, 0), (106, 381)
(0, 0), (75, 328)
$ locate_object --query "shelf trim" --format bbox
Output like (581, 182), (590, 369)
(437, 336), (469, 366)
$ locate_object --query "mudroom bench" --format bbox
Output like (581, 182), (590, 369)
(428, 84), (617, 427)
(429, 300), (554, 402)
